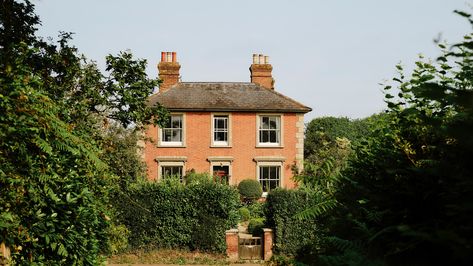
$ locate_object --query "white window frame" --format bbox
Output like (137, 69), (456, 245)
(211, 113), (231, 147)
(158, 113), (186, 147)
(256, 161), (283, 196)
(256, 114), (283, 147)
(158, 161), (185, 181)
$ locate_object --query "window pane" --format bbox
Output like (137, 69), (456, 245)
(269, 117), (278, 129)
(217, 118), (226, 129)
(262, 131), (269, 142)
(269, 131), (277, 143)
(215, 131), (226, 141)
(171, 116), (181, 128)
(163, 129), (171, 141)
(171, 129), (181, 141)
(261, 117), (269, 129)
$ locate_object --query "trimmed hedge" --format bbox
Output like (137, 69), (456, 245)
(265, 188), (321, 256)
(113, 178), (239, 252)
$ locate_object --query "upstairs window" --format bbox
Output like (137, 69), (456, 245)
(258, 115), (281, 146)
(161, 114), (183, 145)
(213, 115), (229, 146)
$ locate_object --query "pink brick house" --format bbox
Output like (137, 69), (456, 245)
(144, 52), (311, 193)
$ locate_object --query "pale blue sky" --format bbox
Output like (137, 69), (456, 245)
(34, 0), (471, 120)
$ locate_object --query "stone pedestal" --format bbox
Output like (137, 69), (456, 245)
(225, 229), (239, 262)
(0, 242), (10, 266)
(263, 228), (273, 261)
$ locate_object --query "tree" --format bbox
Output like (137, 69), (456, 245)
(300, 116), (376, 187)
(322, 10), (473, 265)
(0, 0), (167, 263)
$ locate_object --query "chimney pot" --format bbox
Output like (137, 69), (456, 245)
(259, 54), (264, 64)
(166, 52), (172, 63)
(172, 52), (177, 62)
(161, 52), (166, 62)
(253, 54), (258, 64)
(264, 56), (269, 64)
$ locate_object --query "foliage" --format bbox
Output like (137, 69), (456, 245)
(101, 124), (147, 188)
(239, 207), (251, 222)
(0, 45), (113, 264)
(247, 218), (265, 236)
(113, 179), (240, 253)
(305, 117), (368, 156)
(265, 188), (322, 257)
(321, 10), (473, 265)
(1, 0), (168, 264)
(237, 179), (263, 201)
(247, 201), (265, 219)
(106, 224), (130, 255)
(184, 170), (213, 185)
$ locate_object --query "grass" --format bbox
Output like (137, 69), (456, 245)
(107, 248), (230, 265)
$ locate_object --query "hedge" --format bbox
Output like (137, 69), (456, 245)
(113, 178), (240, 252)
(265, 188), (321, 256)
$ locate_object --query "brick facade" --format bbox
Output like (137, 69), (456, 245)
(144, 112), (300, 188)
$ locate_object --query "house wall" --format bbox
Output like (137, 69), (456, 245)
(144, 112), (302, 189)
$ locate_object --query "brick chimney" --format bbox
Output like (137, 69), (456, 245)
(250, 54), (274, 89)
(158, 51), (180, 93)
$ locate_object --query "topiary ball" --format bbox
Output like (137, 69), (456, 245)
(238, 179), (263, 201)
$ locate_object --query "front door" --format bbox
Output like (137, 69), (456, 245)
(213, 165), (229, 184)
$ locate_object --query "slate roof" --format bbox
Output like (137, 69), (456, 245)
(147, 82), (312, 113)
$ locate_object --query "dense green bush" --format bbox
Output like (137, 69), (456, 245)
(184, 171), (212, 184)
(247, 218), (265, 236)
(238, 179), (262, 201)
(239, 207), (251, 221)
(247, 201), (265, 219)
(114, 179), (239, 253)
(265, 188), (322, 257)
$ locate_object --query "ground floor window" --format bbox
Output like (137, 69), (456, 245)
(159, 162), (185, 182)
(161, 166), (183, 179)
(258, 165), (281, 193)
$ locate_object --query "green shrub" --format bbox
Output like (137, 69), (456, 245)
(114, 179), (240, 253)
(265, 188), (321, 256)
(239, 207), (251, 221)
(238, 179), (262, 201)
(247, 217), (265, 236)
(247, 201), (265, 219)
(184, 171), (212, 184)
(107, 224), (130, 254)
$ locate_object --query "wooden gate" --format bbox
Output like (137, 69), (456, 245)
(239, 236), (262, 260)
